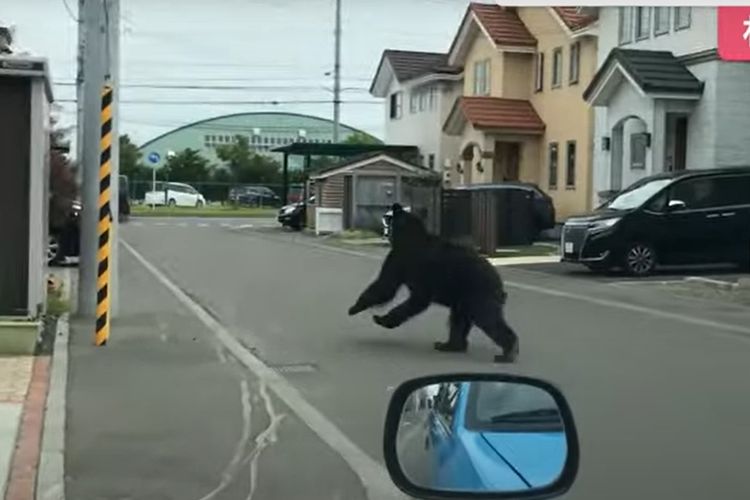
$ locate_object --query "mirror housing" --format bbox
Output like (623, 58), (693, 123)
(667, 199), (686, 211)
(382, 374), (579, 499)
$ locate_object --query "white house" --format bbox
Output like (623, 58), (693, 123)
(370, 50), (463, 183)
(584, 7), (750, 203)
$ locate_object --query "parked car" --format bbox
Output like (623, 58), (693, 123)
(456, 182), (556, 232)
(424, 380), (567, 491)
(561, 167), (750, 275)
(278, 195), (314, 230)
(49, 198), (81, 265)
(229, 185), (282, 207)
(144, 182), (206, 207)
(382, 205), (411, 239)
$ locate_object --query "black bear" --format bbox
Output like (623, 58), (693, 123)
(348, 204), (519, 363)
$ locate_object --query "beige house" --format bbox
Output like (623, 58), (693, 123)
(443, 4), (598, 220)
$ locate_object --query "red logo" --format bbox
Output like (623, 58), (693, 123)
(718, 7), (750, 61)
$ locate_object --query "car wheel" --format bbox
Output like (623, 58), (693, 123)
(168, 198), (177, 208)
(196, 200), (204, 208)
(623, 242), (657, 276)
(48, 234), (61, 265)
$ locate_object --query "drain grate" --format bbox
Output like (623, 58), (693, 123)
(270, 362), (318, 374)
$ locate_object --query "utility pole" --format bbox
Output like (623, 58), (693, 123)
(78, 0), (120, 320)
(75, 0), (85, 183)
(333, 0), (342, 142)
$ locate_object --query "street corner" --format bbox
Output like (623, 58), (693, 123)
(1, 355), (51, 500)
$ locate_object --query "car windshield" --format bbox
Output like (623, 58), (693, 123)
(604, 178), (672, 211)
(466, 382), (563, 432)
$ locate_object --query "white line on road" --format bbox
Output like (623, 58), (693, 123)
(122, 240), (405, 500)
(197, 223), (210, 228)
(231, 224), (255, 230)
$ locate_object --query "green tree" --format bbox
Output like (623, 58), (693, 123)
(216, 135), (281, 184)
(343, 131), (381, 145)
(162, 148), (211, 183)
(119, 134), (149, 180)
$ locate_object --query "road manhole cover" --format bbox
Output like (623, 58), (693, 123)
(270, 362), (318, 374)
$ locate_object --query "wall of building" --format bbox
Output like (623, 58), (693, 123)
(715, 61), (750, 168)
(519, 7), (598, 219)
(501, 52), (533, 100)
(597, 7), (716, 63)
(463, 32), (503, 97)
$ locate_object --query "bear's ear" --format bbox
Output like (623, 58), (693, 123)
(391, 203), (403, 214)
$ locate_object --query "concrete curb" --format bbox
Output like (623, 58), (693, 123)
(487, 255), (561, 267)
(684, 276), (738, 291)
(35, 268), (71, 500)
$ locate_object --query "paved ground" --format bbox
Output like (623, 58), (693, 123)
(0, 357), (32, 497)
(67, 217), (750, 500)
(65, 247), (366, 500)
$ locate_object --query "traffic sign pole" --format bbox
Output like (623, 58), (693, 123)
(147, 152), (160, 209)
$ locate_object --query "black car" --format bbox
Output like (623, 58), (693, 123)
(229, 185), (282, 207)
(278, 195), (314, 230)
(49, 198), (81, 265)
(465, 182), (555, 229)
(561, 167), (750, 275)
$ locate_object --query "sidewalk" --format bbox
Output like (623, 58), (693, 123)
(0, 357), (33, 497)
(64, 247), (366, 500)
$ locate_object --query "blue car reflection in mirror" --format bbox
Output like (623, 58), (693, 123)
(395, 381), (568, 494)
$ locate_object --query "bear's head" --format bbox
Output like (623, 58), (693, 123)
(388, 203), (428, 249)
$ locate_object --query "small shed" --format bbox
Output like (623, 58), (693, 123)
(310, 153), (441, 234)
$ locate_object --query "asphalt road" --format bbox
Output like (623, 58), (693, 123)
(107, 217), (750, 500)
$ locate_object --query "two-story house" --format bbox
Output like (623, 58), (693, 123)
(369, 50), (463, 180)
(442, 4), (598, 220)
(584, 7), (750, 204)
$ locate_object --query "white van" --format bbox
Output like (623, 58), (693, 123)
(144, 182), (206, 207)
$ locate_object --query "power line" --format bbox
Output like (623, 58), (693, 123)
(52, 81), (370, 92)
(61, 0), (78, 22)
(55, 98), (381, 105)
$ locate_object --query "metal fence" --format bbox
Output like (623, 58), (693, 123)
(127, 180), (304, 206)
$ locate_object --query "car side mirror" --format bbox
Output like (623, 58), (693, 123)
(383, 374), (579, 499)
(667, 199), (686, 211)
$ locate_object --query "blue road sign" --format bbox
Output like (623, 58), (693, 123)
(148, 152), (161, 164)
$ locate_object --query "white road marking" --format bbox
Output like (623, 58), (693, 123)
(155, 222), (167, 226)
(197, 380), (253, 500)
(197, 223), (210, 228)
(122, 240), (406, 500)
(131, 221), (143, 227)
(178, 222), (188, 228)
(231, 224), (255, 230)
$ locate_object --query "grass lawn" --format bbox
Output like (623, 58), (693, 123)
(131, 204), (276, 218)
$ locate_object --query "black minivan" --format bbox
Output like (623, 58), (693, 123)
(561, 167), (750, 275)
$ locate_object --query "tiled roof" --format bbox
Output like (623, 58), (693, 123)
(469, 4), (537, 47)
(583, 49), (704, 101)
(381, 50), (460, 83)
(459, 96), (545, 132)
(552, 7), (598, 31)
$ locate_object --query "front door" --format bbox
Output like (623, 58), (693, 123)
(493, 142), (520, 182)
(674, 117), (688, 171)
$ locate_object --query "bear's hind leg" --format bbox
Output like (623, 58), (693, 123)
(434, 308), (470, 352)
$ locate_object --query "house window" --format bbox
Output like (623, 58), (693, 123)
(419, 89), (427, 111)
(618, 7), (633, 45)
(654, 7), (670, 35)
(410, 91), (418, 114)
(630, 133), (647, 169)
(566, 141), (576, 188)
(674, 7), (691, 30)
(548, 142), (559, 190)
(569, 42), (580, 84)
(473, 59), (490, 96)
(535, 52), (544, 91)
(552, 48), (563, 88)
(428, 154), (435, 170)
(389, 92), (403, 119)
(428, 86), (438, 110)
(635, 7), (650, 40)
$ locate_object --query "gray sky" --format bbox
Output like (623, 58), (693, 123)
(3, 0), (474, 146)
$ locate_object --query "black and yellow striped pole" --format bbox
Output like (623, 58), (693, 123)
(95, 84), (114, 346)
